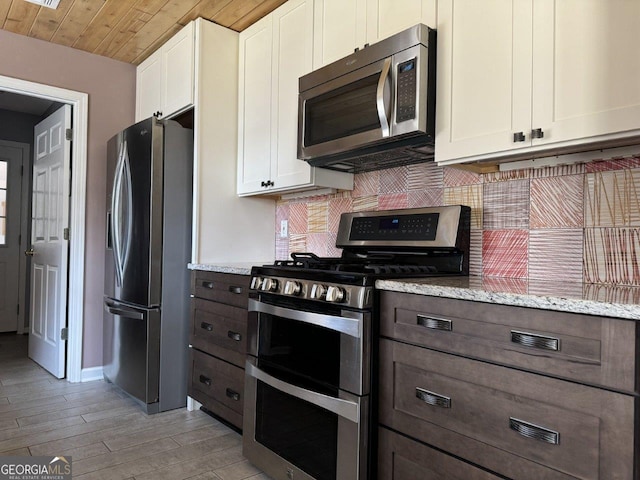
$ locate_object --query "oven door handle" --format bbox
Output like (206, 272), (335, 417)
(246, 362), (359, 423)
(248, 299), (362, 338)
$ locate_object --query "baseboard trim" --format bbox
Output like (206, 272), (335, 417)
(81, 366), (103, 382)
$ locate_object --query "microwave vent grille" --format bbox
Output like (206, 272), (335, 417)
(308, 144), (435, 173)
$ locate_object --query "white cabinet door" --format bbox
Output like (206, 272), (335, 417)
(313, 0), (367, 67)
(136, 49), (162, 122)
(532, 0), (640, 146)
(162, 21), (195, 119)
(237, 15), (273, 195)
(366, 0), (436, 44)
(435, 0), (533, 163)
(271, 0), (315, 191)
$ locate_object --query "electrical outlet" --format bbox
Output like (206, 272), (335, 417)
(280, 220), (288, 238)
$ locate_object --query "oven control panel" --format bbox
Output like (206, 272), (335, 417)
(251, 276), (372, 309)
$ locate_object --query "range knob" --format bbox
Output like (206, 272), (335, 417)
(250, 276), (263, 290)
(326, 286), (346, 303)
(261, 277), (279, 292)
(284, 281), (302, 296)
(310, 284), (327, 300)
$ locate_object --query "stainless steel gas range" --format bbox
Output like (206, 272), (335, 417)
(243, 206), (471, 480)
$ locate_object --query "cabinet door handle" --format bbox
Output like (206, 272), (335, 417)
(199, 375), (211, 386)
(531, 128), (544, 139)
(228, 286), (243, 295)
(511, 330), (560, 352)
(417, 314), (452, 332)
(200, 322), (213, 332)
(227, 330), (242, 342)
(226, 388), (240, 401)
(416, 387), (451, 408)
(201, 281), (214, 289)
(513, 131), (526, 142)
(509, 417), (559, 445)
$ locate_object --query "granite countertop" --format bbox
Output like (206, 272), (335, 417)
(376, 276), (640, 321)
(188, 261), (272, 276)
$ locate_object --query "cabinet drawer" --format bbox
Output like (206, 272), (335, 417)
(378, 427), (502, 480)
(379, 339), (635, 480)
(188, 348), (244, 429)
(380, 291), (637, 392)
(191, 271), (250, 308)
(190, 297), (247, 367)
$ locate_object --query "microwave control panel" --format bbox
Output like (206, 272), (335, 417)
(396, 58), (417, 123)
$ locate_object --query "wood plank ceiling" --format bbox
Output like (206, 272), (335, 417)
(0, 0), (288, 65)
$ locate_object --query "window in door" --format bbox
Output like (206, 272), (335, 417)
(0, 160), (6, 245)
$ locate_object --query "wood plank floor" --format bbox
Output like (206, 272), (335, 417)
(0, 333), (270, 480)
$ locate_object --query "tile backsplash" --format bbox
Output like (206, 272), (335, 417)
(275, 154), (640, 286)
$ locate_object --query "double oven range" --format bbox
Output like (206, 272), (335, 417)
(243, 205), (470, 480)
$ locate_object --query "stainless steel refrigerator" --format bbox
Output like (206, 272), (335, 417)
(103, 116), (193, 414)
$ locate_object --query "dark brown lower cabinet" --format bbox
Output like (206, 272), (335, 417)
(378, 427), (502, 480)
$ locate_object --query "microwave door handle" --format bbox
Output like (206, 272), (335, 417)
(376, 57), (392, 137)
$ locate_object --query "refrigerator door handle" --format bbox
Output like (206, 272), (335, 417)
(111, 140), (133, 287)
(104, 299), (146, 320)
(111, 140), (125, 286)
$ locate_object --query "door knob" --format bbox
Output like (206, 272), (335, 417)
(25, 248), (34, 257)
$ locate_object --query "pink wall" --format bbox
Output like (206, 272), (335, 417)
(276, 154), (640, 287)
(0, 29), (136, 368)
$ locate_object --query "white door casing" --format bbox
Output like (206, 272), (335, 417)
(0, 144), (26, 332)
(28, 105), (71, 379)
(0, 74), (87, 383)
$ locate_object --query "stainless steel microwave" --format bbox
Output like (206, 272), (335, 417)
(298, 24), (436, 173)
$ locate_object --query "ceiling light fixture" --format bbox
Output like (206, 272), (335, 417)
(24, 0), (60, 9)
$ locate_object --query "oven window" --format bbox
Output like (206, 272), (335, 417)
(256, 381), (338, 480)
(258, 314), (340, 395)
(304, 73), (380, 147)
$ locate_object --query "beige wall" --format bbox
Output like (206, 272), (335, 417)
(0, 29), (136, 368)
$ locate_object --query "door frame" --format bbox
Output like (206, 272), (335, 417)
(0, 74), (88, 383)
(0, 140), (30, 335)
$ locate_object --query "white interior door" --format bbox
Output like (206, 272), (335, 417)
(0, 144), (25, 332)
(28, 105), (71, 378)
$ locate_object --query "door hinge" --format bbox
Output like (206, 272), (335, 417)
(61, 327), (68, 341)
(63, 228), (69, 240)
(65, 128), (73, 141)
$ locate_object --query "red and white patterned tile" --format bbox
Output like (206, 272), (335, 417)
(585, 169), (640, 227)
(353, 195), (379, 212)
(288, 233), (307, 254)
(275, 236), (289, 260)
(481, 276), (528, 294)
(275, 203), (290, 229)
(528, 229), (583, 283)
(407, 162), (443, 190)
(407, 188), (444, 208)
(530, 175), (583, 228)
(327, 233), (342, 257)
(289, 203), (308, 234)
(444, 184), (483, 229)
(585, 155), (640, 173)
(378, 193), (408, 210)
(482, 179), (529, 230)
(443, 167), (481, 187)
(353, 170), (380, 197)
(583, 282), (640, 303)
(584, 227), (640, 285)
(307, 233), (329, 256)
(379, 166), (408, 194)
(469, 230), (482, 277)
(482, 230), (529, 278)
(328, 197), (353, 233)
(483, 168), (530, 183)
(531, 163), (586, 178)
(307, 200), (329, 233)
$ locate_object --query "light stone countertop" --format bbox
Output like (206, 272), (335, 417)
(376, 276), (640, 321)
(188, 262), (273, 276)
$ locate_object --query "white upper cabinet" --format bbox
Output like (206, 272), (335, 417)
(436, 0), (640, 165)
(313, 0), (436, 68)
(238, 0), (353, 196)
(136, 22), (195, 121)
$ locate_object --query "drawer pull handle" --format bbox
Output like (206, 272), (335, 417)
(199, 375), (211, 386)
(227, 330), (242, 341)
(511, 330), (560, 351)
(417, 315), (452, 332)
(228, 286), (243, 295)
(201, 281), (214, 289)
(226, 388), (240, 401)
(200, 322), (213, 332)
(509, 417), (559, 445)
(416, 387), (451, 409)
